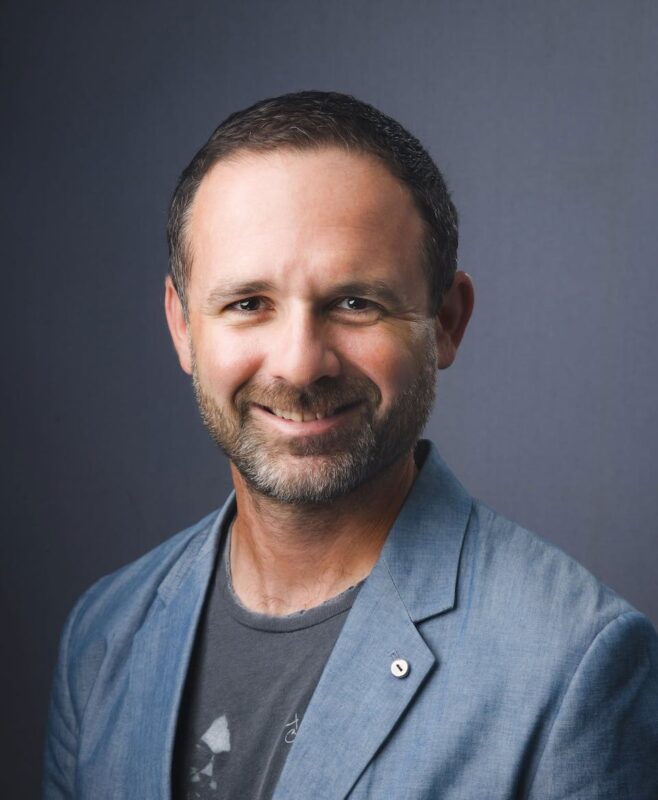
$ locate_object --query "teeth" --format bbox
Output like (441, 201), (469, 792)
(269, 406), (335, 422)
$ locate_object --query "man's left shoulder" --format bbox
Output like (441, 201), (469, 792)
(458, 498), (655, 656)
(407, 498), (658, 798)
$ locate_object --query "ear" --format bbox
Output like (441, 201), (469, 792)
(435, 271), (474, 369)
(164, 275), (193, 375)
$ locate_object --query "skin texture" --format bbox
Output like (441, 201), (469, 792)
(165, 147), (474, 613)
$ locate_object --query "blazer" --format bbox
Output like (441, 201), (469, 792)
(43, 441), (658, 799)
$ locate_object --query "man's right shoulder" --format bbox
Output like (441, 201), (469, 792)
(64, 506), (224, 655)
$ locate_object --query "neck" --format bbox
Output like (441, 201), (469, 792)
(228, 452), (418, 615)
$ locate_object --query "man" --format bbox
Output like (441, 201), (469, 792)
(44, 91), (658, 799)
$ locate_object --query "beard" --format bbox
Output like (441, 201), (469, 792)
(192, 332), (437, 506)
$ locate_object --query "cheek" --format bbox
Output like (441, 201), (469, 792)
(337, 327), (424, 399)
(192, 327), (264, 395)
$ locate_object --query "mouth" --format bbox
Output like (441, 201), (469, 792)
(250, 400), (363, 434)
(255, 401), (361, 422)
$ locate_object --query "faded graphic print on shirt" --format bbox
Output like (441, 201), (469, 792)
(186, 714), (231, 797)
(184, 712), (302, 798)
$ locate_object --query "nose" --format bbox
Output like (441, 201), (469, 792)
(267, 308), (341, 388)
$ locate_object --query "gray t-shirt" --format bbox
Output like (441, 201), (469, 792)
(172, 521), (362, 800)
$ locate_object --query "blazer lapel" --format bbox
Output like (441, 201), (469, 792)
(273, 443), (473, 800)
(124, 497), (235, 799)
(272, 561), (436, 800)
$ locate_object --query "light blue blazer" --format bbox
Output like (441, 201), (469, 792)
(44, 442), (658, 798)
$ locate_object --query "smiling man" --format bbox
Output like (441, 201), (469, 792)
(44, 92), (658, 800)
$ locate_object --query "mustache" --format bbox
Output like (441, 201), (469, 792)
(236, 376), (382, 416)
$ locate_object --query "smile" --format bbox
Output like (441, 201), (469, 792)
(262, 403), (352, 422)
(252, 401), (362, 431)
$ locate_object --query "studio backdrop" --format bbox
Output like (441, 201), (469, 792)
(2, 2), (657, 797)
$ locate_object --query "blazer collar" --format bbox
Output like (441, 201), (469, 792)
(380, 439), (473, 622)
(156, 494), (235, 606)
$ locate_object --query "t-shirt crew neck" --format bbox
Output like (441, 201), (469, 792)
(222, 523), (366, 632)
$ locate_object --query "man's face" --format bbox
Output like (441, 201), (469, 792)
(171, 147), (440, 504)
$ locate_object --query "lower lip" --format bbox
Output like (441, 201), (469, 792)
(251, 403), (362, 435)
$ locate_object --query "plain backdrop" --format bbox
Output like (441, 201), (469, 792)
(2, 2), (657, 796)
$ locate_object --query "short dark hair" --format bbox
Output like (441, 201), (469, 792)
(167, 90), (458, 316)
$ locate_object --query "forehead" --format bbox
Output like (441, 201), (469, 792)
(186, 146), (427, 298)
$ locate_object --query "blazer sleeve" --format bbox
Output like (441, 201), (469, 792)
(42, 601), (82, 800)
(526, 610), (658, 799)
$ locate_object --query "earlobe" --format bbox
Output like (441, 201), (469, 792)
(164, 276), (193, 375)
(435, 271), (475, 369)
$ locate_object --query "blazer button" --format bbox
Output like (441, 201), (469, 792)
(390, 658), (410, 678)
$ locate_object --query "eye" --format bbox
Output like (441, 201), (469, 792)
(332, 296), (384, 324)
(229, 297), (264, 312)
(336, 297), (375, 312)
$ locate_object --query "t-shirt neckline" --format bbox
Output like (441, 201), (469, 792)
(219, 520), (364, 633)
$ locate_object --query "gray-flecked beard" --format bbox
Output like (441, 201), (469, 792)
(192, 334), (437, 506)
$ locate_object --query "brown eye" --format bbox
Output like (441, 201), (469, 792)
(346, 297), (368, 310)
(333, 296), (383, 323)
(338, 297), (371, 311)
(235, 297), (261, 311)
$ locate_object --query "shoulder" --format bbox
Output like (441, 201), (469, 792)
(464, 499), (635, 625)
(460, 506), (658, 796)
(454, 499), (656, 678)
(44, 506), (227, 791)
(61, 507), (223, 676)
(436, 498), (658, 794)
(466, 501), (633, 616)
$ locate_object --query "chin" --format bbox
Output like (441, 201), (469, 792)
(237, 449), (374, 506)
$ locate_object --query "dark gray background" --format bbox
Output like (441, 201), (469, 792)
(2, 1), (657, 796)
